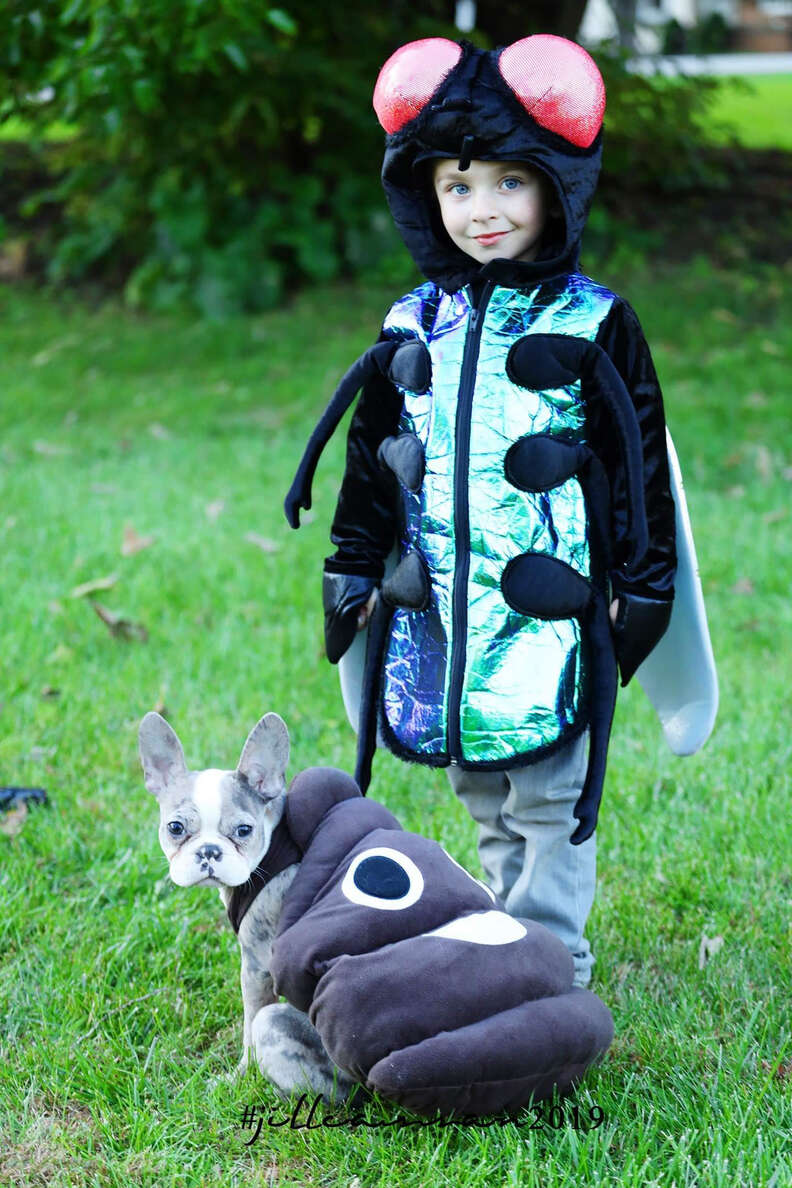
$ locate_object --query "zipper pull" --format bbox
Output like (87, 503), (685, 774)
(469, 307), (480, 332)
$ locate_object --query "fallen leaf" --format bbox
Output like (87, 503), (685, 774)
(712, 308), (737, 324)
(64, 410), (78, 427)
(760, 340), (782, 357)
(91, 602), (148, 642)
(31, 335), (78, 367)
(33, 439), (69, 457)
(744, 391), (767, 408)
(727, 485), (745, 498)
(48, 600), (64, 616)
(40, 685), (60, 699)
(754, 444), (772, 482)
(47, 644), (74, 665)
(245, 533), (280, 553)
(71, 574), (119, 599)
(3, 516), (18, 532)
(763, 509), (786, 525)
(697, 933), (724, 970)
(148, 422), (171, 440)
(121, 523), (155, 557)
(731, 578), (755, 595)
(205, 499), (226, 521)
(154, 691), (168, 715)
(723, 450), (742, 469)
(0, 802), (28, 837)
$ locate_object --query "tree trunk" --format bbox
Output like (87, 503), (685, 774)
(609, 0), (638, 48)
(472, 1), (590, 44)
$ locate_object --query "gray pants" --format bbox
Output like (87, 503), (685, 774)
(446, 732), (596, 987)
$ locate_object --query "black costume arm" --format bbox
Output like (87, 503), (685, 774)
(322, 362), (403, 662)
(594, 299), (677, 683)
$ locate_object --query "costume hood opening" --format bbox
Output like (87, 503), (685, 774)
(375, 36), (605, 294)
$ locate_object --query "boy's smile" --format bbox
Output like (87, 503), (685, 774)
(432, 159), (550, 265)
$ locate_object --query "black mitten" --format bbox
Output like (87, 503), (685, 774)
(611, 591), (673, 686)
(322, 572), (376, 664)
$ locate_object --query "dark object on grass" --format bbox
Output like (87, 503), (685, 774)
(0, 786), (48, 811)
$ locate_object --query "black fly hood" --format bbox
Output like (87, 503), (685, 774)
(374, 35), (606, 293)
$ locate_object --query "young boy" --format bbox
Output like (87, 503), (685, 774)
(285, 35), (676, 986)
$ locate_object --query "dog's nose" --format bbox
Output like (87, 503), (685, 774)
(196, 844), (222, 863)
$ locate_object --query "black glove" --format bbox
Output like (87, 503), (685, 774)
(611, 591), (673, 686)
(322, 571), (377, 664)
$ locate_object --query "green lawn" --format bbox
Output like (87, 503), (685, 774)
(708, 72), (792, 149)
(1, 261), (791, 1186)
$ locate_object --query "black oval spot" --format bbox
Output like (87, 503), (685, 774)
(353, 855), (411, 899)
(501, 553), (592, 620)
(504, 434), (585, 492)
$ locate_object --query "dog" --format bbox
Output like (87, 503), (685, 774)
(140, 710), (613, 1117)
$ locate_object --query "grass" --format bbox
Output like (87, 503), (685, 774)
(1, 257), (791, 1187)
(707, 73), (792, 150)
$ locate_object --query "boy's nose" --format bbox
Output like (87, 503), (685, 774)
(470, 189), (498, 222)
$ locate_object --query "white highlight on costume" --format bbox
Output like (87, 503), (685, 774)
(341, 847), (425, 911)
(443, 849), (497, 901)
(424, 910), (527, 945)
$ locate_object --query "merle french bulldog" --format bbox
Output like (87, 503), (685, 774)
(140, 711), (613, 1117)
(139, 710), (355, 1099)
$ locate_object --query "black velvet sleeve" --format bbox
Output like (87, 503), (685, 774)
(593, 297), (677, 601)
(591, 298), (677, 683)
(324, 365), (403, 581)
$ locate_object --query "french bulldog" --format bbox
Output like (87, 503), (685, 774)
(139, 709), (356, 1099)
(140, 711), (614, 1116)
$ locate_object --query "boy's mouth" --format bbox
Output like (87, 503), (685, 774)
(474, 231), (508, 246)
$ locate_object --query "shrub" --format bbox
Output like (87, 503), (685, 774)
(0, 7), (729, 312)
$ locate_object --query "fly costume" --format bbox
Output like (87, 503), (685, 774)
(285, 36), (677, 981)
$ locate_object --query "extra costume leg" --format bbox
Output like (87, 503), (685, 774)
(448, 732), (596, 987)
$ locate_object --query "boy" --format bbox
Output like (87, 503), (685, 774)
(285, 36), (676, 986)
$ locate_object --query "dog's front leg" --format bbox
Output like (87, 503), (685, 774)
(238, 948), (277, 1076)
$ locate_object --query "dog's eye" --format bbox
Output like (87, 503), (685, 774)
(235, 824), (253, 839)
(167, 821), (186, 838)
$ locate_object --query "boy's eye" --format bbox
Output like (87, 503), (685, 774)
(449, 183), (469, 196)
(501, 177), (524, 191)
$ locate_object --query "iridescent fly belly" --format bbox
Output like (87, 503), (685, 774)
(381, 278), (615, 766)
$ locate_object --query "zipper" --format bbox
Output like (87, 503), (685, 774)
(447, 281), (494, 761)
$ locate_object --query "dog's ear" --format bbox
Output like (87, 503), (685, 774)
(139, 712), (188, 797)
(237, 712), (290, 800)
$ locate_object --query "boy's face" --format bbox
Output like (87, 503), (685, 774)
(432, 158), (550, 265)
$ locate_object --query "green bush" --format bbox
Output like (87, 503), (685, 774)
(0, 7), (728, 313)
(0, 1), (450, 314)
(597, 48), (727, 192)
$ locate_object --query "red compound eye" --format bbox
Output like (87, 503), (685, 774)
(373, 38), (463, 135)
(498, 35), (605, 149)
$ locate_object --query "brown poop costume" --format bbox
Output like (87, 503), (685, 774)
(255, 767), (613, 1117)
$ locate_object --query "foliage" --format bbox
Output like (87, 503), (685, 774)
(0, 4), (732, 313)
(596, 47), (728, 192)
(0, 1), (450, 315)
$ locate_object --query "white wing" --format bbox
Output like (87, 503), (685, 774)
(635, 430), (718, 754)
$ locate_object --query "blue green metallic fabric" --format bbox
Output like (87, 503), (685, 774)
(380, 276), (615, 766)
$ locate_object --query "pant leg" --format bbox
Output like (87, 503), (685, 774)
(447, 732), (596, 987)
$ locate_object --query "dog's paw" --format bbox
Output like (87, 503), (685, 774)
(251, 1002), (356, 1102)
